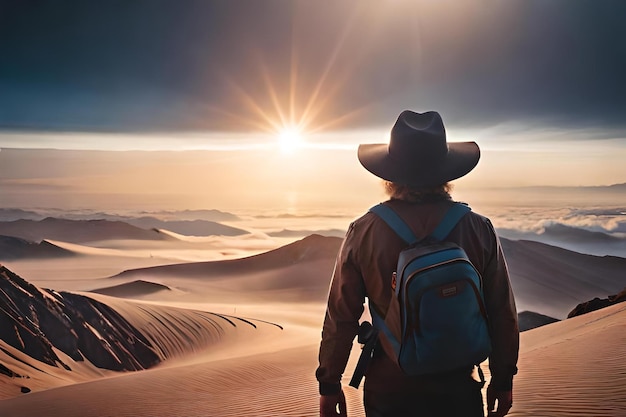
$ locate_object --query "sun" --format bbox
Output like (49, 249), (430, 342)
(278, 126), (305, 154)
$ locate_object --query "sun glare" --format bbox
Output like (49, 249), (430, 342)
(278, 126), (304, 154)
(208, 4), (377, 153)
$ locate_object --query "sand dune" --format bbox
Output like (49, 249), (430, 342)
(0, 235), (75, 260)
(112, 234), (341, 279)
(91, 279), (175, 298)
(105, 234), (626, 317)
(501, 238), (626, 318)
(268, 228), (347, 238)
(510, 302), (626, 416)
(0, 218), (174, 243)
(2, 233), (626, 416)
(517, 311), (559, 332)
(1, 295), (625, 416)
(0, 265), (282, 401)
(107, 234), (342, 302)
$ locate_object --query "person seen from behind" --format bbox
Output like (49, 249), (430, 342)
(316, 110), (519, 417)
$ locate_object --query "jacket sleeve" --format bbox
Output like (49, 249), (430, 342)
(483, 219), (519, 391)
(315, 223), (366, 395)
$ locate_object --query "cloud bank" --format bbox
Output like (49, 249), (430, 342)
(1, 1), (625, 137)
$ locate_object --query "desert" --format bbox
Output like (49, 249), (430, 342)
(1, 202), (626, 416)
(2, 1), (626, 416)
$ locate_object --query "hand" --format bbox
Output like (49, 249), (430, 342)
(320, 389), (347, 417)
(487, 385), (513, 417)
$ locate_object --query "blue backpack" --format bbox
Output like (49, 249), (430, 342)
(350, 202), (491, 387)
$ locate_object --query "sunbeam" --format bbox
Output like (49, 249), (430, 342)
(199, 3), (403, 151)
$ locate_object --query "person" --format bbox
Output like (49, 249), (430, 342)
(316, 110), (519, 417)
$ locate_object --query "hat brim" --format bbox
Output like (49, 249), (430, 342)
(357, 141), (480, 187)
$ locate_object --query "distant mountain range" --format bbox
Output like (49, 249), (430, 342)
(542, 223), (621, 243)
(500, 223), (622, 243)
(123, 217), (247, 237)
(0, 208), (241, 223)
(0, 218), (174, 243)
(0, 209), (247, 237)
(0, 208), (43, 221)
(497, 222), (626, 257)
(509, 182), (626, 192)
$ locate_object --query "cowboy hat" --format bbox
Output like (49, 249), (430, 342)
(357, 110), (480, 187)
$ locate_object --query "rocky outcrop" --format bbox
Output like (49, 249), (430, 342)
(568, 287), (626, 318)
(0, 265), (160, 374)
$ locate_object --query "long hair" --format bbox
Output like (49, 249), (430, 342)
(384, 181), (453, 203)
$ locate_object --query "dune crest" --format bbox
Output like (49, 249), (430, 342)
(1, 300), (625, 416)
(91, 279), (174, 297)
(3, 231), (626, 415)
(0, 265), (281, 399)
(512, 303), (626, 416)
(0, 235), (75, 260)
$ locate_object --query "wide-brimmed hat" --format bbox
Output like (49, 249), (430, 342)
(357, 110), (480, 187)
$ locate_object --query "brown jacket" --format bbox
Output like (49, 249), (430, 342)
(316, 199), (519, 395)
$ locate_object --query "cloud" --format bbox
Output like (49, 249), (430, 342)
(1, 1), (625, 135)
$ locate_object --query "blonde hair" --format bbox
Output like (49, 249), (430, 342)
(384, 181), (453, 203)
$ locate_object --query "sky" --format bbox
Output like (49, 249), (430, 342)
(1, 0), (626, 212)
(1, 1), (625, 135)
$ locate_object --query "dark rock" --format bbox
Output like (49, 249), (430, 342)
(0, 265), (161, 373)
(0, 363), (21, 378)
(20, 386), (30, 393)
(568, 287), (626, 318)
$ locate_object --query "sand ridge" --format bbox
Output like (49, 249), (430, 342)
(2, 301), (625, 416)
(2, 232), (626, 416)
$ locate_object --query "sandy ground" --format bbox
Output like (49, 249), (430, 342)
(1, 237), (626, 416)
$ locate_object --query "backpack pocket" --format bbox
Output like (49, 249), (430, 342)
(399, 267), (491, 375)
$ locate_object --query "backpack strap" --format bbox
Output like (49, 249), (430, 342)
(430, 203), (472, 241)
(369, 204), (417, 245)
(369, 202), (471, 244)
